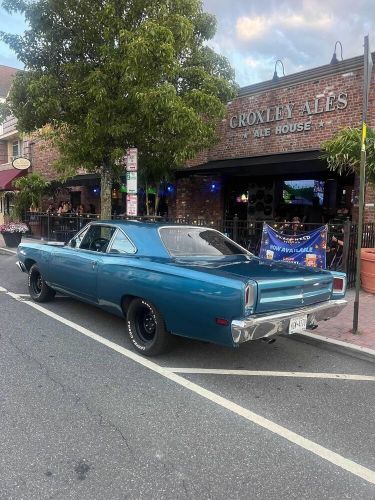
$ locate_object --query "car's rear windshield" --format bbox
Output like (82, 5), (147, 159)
(159, 227), (249, 257)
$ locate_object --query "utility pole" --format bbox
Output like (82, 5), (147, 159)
(353, 35), (373, 333)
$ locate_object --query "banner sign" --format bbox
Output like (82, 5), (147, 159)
(259, 223), (327, 268)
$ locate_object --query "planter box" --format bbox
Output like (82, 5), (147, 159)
(361, 248), (375, 294)
(1, 232), (22, 248)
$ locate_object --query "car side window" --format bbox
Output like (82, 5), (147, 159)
(71, 225), (90, 248)
(109, 230), (136, 254)
(79, 225), (116, 252)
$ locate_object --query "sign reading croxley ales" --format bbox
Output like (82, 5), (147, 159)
(229, 92), (348, 138)
(259, 223), (327, 268)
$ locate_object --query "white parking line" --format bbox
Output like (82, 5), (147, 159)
(164, 368), (375, 381)
(2, 291), (374, 486)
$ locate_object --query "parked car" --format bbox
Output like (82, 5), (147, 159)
(17, 220), (347, 356)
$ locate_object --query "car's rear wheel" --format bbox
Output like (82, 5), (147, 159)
(28, 264), (56, 302)
(126, 298), (172, 356)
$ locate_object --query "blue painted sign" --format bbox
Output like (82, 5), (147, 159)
(259, 223), (327, 268)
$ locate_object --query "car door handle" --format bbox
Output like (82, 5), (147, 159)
(92, 261), (98, 269)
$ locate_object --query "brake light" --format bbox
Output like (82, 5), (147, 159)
(333, 277), (346, 293)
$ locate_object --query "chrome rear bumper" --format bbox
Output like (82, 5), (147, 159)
(231, 299), (347, 344)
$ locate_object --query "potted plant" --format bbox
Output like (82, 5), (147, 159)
(361, 248), (375, 293)
(0, 221), (29, 247)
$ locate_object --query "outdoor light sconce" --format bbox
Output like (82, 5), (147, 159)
(330, 41), (343, 64)
(272, 60), (285, 82)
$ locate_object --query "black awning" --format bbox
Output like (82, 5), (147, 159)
(64, 173), (101, 187)
(176, 150), (323, 178)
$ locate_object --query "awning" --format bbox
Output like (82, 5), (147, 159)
(0, 169), (26, 190)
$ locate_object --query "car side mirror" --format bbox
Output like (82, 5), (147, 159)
(70, 239), (77, 248)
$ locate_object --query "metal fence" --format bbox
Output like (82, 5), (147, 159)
(23, 212), (374, 288)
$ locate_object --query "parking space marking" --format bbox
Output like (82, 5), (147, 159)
(165, 368), (375, 381)
(3, 292), (373, 486)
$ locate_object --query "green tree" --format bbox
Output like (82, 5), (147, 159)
(13, 173), (49, 219)
(321, 126), (375, 185)
(1, 0), (237, 218)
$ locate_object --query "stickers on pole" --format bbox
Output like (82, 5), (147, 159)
(126, 194), (138, 216)
(126, 172), (137, 194)
(126, 148), (138, 215)
(126, 148), (138, 171)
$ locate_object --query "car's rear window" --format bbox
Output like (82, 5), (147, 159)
(159, 227), (248, 257)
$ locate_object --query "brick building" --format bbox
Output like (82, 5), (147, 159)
(172, 53), (375, 224)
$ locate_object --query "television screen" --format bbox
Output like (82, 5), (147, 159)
(283, 180), (324, 205)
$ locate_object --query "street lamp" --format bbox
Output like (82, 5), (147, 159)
(272, 60), (285, 81)
(330, 41), (343, 64)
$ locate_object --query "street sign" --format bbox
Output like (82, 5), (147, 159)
(126, 171), (137, 194)
(126, 194), (138, 216)
(126, 148), (138, 171)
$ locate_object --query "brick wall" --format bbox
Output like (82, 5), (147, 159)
(172, 175), (223, 222)
(184, 62), (375, 222)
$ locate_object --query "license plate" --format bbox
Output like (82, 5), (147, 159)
(289, 315), (307, 334)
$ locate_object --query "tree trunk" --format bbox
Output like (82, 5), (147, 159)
(100, 161), (113, 220)
(155, 193), (160, 215)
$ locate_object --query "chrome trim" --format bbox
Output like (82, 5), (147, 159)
(231, 299), (347, 344)
(16, 260), (26, 272)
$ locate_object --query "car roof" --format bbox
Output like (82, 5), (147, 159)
(90, 220), (215, 258)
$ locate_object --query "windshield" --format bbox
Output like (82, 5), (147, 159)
(159, 227), (249, 257)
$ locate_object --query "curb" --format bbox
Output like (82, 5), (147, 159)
(0, 247), (17, 254)
(293, 331), (375, 363)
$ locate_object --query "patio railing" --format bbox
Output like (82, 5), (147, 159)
(23, 212), (374, 288)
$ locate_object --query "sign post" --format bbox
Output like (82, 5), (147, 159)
(353, 35), (373, 334)
(126, 148), (138, 216)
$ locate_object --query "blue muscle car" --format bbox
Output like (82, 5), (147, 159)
(17, 220), (347, 356)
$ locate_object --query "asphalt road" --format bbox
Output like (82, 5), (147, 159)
(1, 248), (375, 500)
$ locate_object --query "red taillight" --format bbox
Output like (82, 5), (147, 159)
(215, 318), (229, 326)
(333, 277), (345, 293)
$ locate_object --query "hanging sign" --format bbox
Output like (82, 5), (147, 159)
(259, 223), (327, 268)
(126, 148), (138, 171)
(126, 194), (138, 216)
(12, 157), (31, 170)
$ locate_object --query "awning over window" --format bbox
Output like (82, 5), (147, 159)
(0, 169), (26, 190)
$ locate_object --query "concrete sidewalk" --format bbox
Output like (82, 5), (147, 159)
(312, 289), (375, 351)
(1, 236), (374, 357)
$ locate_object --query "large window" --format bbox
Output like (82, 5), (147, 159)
(108, 230), (136, 254)
(159, 227), (249, 257)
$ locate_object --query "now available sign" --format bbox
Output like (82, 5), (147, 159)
(259, 223), (327, 268)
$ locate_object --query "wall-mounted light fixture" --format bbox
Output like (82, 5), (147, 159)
(272, 60), (285, 82)
(330, 41), (343, 64)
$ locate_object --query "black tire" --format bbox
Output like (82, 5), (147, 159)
(126, 298), (172, 356)
(28, 264), (56, 302)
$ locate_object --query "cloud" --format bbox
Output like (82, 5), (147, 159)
(203, 0), (375, 85)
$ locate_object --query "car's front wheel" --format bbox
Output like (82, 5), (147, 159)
(28, 264), (56, 302)
(126, 298), (172, 356)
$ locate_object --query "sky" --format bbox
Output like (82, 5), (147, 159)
(0, 0), (374, 86)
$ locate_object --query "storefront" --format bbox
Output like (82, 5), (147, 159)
(173, 53), (374, 224)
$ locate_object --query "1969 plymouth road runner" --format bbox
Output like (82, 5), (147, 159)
(17, 220), (347, 356)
